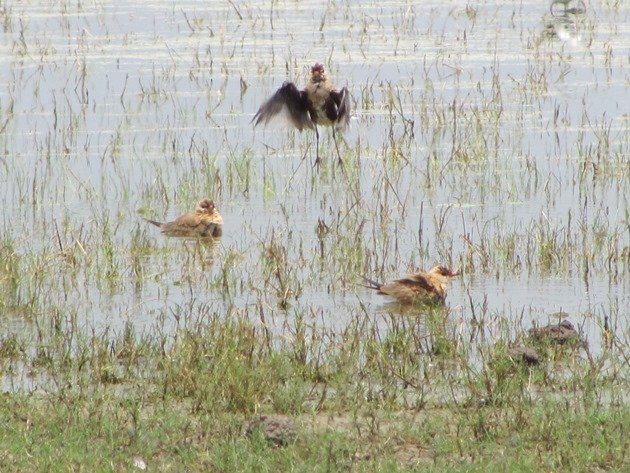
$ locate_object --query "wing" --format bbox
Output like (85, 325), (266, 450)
(171, 213), (203, 228)
(158, 213), (205, 236)
(252, 82), (314, 131)
(143, 218), (164, 228)
(328, 87), (351, 131)
(211, 225), (223, 238)
(207, 213), (224, 238)
(407, 273), (437, 290)
(360, 276), (383, 290)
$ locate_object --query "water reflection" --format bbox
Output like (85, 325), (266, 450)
(544, 17), (584, 46)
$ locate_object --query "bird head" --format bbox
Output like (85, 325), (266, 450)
(196, 199), (216, 214)
(431, 265), (460, 278)
(311, 63), (326, 80)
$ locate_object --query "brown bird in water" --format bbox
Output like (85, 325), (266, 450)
(252, 63), (351, 165)
(144, 198), (223, 238)
(362, 265), (460, 305)
(528, 319), (582, 346)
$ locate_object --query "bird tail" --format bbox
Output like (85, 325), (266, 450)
(359, 276), (382, 290)
(143, 218), (163, 228)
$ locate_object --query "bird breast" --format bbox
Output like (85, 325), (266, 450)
(202, 213), (223, 226)
(305, 81), (335, 125)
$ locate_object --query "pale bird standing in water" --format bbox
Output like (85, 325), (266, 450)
(252, 63), (351, 166)
(144, 198), (223, 238)
(362, 265), (460, 305)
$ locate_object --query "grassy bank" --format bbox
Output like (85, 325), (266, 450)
(0, 312), (627, 471)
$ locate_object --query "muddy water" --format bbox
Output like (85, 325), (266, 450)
(0, 1), (627, 365)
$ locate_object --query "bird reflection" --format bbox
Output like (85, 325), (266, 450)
(541, 7), (587, 47)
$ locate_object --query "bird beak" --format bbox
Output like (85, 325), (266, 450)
(449, 270), (460, 277)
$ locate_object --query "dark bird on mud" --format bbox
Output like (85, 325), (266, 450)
(361, 265), (460, 305)
(507, 345), (541, 366)
(144, 198), (223, 238)
(528, 319), (583, 346)
(252, 63), (351, 166)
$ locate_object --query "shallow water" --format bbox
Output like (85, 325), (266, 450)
(0, 0), (628, 376)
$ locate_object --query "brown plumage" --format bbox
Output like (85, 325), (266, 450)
(252, 63), (351, 165)
(144, 199), (223, 238)
(528, 319), (582, 346)
(362, 265), (460, 305)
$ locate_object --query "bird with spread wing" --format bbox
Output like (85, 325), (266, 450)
(252, 63), (351, 166)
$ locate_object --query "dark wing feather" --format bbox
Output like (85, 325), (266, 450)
(360, 276), (383, 290)
(252, 82), (313, 131)
(143, 218), (163, 228)
(405, 273), (437, 293)
(329, 87), (351, 131)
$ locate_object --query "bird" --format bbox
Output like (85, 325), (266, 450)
(528, 319), (582, 346)
(507, 345), (541, 366)
(243, 415), (296, 447)
(550, 0), (586, 15)
(361, 265), (460, 305)
(252, 63), (351, 166)
(144, 198), (223, 238)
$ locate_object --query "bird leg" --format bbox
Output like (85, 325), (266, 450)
(313, 126), (321, 168)
(332, 127), (345, 167)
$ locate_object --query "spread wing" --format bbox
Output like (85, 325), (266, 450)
(252, 82), (314, 131)
(328, 87), (351, 131)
